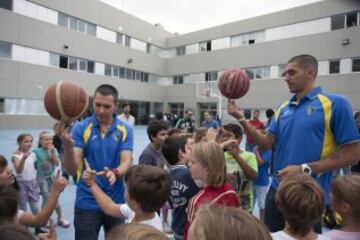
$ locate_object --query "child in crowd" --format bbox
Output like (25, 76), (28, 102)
(184, 141), (240, 240)
(253, 138), (272, 222)
(324, 174), (360, 240)
(82, 164), (171, 231)
(272, 174), (328, 240)
(34, 131), (69, 228)
(0, 154), (67, 231)
(11, 134), (41, 231)
(108, 223), (169, 240)
(161, 135), (200, 240)
(188, 205), (272, 240)
(222, 123), (258, 212)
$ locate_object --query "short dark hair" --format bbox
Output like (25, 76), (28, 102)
(94, 84), (118, 103)
(223, 123), (243, 139)
(0, 154), (8, 169)
(265, 109), (275, 118)
(161, 135), (188, 165)
(0, 223), (35, 240)
(288, 54), (318, 77)
(354, 111), (360, 119)
(147, 119), (169, 142)
(122, 103), (130, 109)
(0, 185), (18, 224)
(167, 128), (182, 137)
(124, 165), (171, 213)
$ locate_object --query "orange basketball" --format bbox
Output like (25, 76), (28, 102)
(218, 68), (250, 99)
(44, 81), (89, 122)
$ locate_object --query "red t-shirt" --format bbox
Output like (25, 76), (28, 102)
(183, 183), (240, 240)
(246, 119), (265, 143)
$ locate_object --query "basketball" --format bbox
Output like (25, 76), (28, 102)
(218, 68), (250, 99)
(44, 81), (89, 122)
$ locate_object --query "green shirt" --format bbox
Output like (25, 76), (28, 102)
(224, 151), (258, 212)
(33, 148), (58, 177)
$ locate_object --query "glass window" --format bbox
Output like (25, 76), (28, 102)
(331, 14), (345, 30)
(87, 23), (96, 36)
(113, 67), (119, 77)
(329, 60), (340, 74)
(119, 68), (125, 78)
(0, 41), (11, 59)
(241, 34), (249, 46)
(173, 75), (184, 84)
(87, 61), (95, 73)
(58, 13), (68, 27)
(245, 68), (255, 79)
(79, 59), (87, 71)
(105, 64), (112, 76)
(69, 57), (78, 70)
(0, 0), (12, 10)
(116, 33), (123, 45)
(59, 55), (68, 69)
(176, 46), (185, 56)
(143, 73), (149, 82)
(69, 17), (77, 31)
(78, 20), (86, 33)
(199, 42), (207, 52)
(352, 58), (360, 72)
(126, 69), (134, 79)
(0, 98), (4, 113)
(205, 72), (217, 81)
(125, 35), (131, 47)
(146, 43), (151, 53)
(135, 71), (141, 80)
(278, 64), (286, 77)
(49, 53), (59, 67)
(346, 12), (358, 28)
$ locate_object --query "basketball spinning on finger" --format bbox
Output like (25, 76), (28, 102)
(44, 81), (89, 123)
(218, 68), (250, 99)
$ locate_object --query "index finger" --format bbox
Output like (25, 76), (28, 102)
(84, 159), (91, 170)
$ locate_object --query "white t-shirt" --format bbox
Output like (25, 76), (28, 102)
(271, 231), (330, 240)
(12, 152), (37, 181)
(117, 114), (135, 127)
(16, 210), (24, 222)
(119, 204), (162, 231)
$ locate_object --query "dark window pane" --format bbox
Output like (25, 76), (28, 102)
(87, 23), (96, 36)
(87, 61), (94, 73)
(116, 33), (123, 45)
(105, 65), (112, 76)
(146, 43), (151, 53)
(125, 36), (131, 47)
(59, 56), (68, 69)
(119, 68), (125, 78)
(135, 71), (141, 80)
(79, 59), (86, 71)
(143, 73), (149, 82)
(0, 98), (4, 113)
(126, 69), (134, 79)
(0, 0), (12, 10)
(245, 68), (254, 79)
(346, 12), (358, 28)
(113, 67), (119, 77)
(70, 17), (77, 31)
(352, 59), (360, 72)
(0, 41), (11, 59)
(58, 13), (68, 27)
(69, 57), (78, 70)
(331, 15), (344, 30)
(78, 20), (86, 33)
(329, 60), (340, 74)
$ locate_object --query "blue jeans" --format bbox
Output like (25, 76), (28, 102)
(74, 207), (124, 240)
(264, 187), (322, 233)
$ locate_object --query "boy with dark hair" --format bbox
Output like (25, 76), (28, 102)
(139, 119), (169, 167)
(82, 164), (171, 231)
(222, 123), (258, 213)
(161, 135), (200, 240)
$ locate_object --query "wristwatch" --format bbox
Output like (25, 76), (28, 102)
(301, 164), (312, 176)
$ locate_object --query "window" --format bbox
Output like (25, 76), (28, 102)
(113, 67), (119, 77)
(245, 68), (255, 79)
(69, 57), (78, 70)
(79, 59), (87, 71)
(352, 58), (360, 72)
(173, 75), (184, 85)
(331, 14), (345, 30)
(176, 46), (185, 56)
(126, 69), (134, 79)
(278, 64), (286, 77)
(329, 60), (340, 74)
(0, 98), (4, 113)
(0, 0), (12, 10)
(87, 61), (95, 73)
(0, 41), (11, 59)
(105, 64), (112, 76)
(87, 23), (96, 36)
(205, 72), (218, 81)
(143, 73), (149, 82)
(119, 68), (125, 78)
(59, 56), (68, 69)
(78, 20), (86, 33)
(49, 53), (59, 67)
(146, 43), (151, 53)
(69, 17), (77, 31)
(125, 35), (131, 47)
(346, 12), (358, 28)
(116, 33), (123, 45)
(199, 41), (211, 52)
(58, 13), (68, 27)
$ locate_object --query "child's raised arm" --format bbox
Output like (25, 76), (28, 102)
(82, 159), (124, 218)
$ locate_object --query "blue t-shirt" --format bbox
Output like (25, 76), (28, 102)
(253, 148), (271, 187)
(71, 113), (134, 210)
(201, 119), (219, 129)
(168, 165), (200, 240)
(268, 86), (360, 203)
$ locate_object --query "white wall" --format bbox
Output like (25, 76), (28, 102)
(13, 0), (58, 25)
(96, 26), (116, 43)
(185, 43), (199, 55)
(12, 45), (49, 66)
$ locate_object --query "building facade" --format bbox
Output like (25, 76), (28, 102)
(0, 0), (359, 128)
